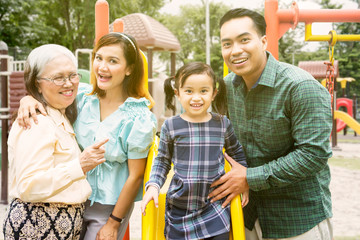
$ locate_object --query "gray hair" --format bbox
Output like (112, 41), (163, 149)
(23, 44), (78, 124)
(26, 44), (77, 77)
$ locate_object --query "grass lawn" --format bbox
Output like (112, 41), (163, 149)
(335, 237), (360, 240)
(329, 157), (360, 170)
(338, 137), (360, 144)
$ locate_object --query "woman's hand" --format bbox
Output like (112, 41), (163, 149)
(96, 221), (119, 240)
(141, 185), (159, 216)
(17, 96), (47, 129)
(80, 139), (108, 173)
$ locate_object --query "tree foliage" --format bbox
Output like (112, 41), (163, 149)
(336, 6), (360, 97)
(318, 0), (360, 97)
(0, 0), (165, 59)
(158, 2), (231, 78)
(277, 0), (360, 98)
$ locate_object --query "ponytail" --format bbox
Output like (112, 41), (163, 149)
(164, 76), (176, 111)
(212, 77), (227, 115)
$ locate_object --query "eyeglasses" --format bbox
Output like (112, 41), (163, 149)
(37, 73), (82, 86)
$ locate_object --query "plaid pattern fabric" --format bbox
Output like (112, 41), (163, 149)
(147, 113), (247, 239)
(224, 52), (333, 238)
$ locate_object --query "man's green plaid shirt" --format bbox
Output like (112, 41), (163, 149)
(224, 52), (333, 238)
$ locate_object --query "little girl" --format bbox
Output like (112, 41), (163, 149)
(141, 62), (248, 240)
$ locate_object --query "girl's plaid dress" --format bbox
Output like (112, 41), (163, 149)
(146, 113), (247, 240)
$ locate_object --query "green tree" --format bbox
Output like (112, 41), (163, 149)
(109, 0), (165, 20)
(158, 2), (231, 78)
(0, 0), (166, 59)
(316, 0), (360, 97)
(336, 1), (360, 97)
(276, 1), (330, 66)
(278, 30), (304, 65)
(0, 0), (56, 52)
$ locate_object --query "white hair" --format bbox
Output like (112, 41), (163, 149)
(26, 44), (77, 77)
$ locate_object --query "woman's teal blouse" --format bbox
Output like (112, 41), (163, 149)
(74, 83), (157, 205)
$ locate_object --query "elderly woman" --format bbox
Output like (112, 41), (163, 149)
(2, 44), (108, 240)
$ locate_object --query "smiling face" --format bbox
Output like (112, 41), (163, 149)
(175, 73), (217, 122)
(221, 16), (268, 85)
(37, 55), (78, 113)
(92, 44), (132, 95)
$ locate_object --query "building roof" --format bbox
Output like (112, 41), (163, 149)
(298, 60), (339, 79)
(110, 13), (181, 52)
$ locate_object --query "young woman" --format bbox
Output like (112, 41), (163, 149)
(15, 33), (157, 240)
(141, 62), (248, 240)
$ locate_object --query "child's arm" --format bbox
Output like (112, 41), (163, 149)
(241, 190), (249, 207)
(141, 121), (173, 216)
(141, 185), (159, 216)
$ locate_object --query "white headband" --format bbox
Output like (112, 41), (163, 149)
(113, 32), (137, 52)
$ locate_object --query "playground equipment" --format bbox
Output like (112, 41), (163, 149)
(0, 41), (10, 204)
(338, 77), (356, 98)
(264, 0), (360, 59)
(336, 98), (354, 132)
(334, 78), (359, 136)
(265, 0), (360, 144)
(335, 98), (360, 134)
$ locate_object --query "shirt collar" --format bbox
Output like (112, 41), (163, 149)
(46, 106), (75, 135)
(232, 51), (277, 89)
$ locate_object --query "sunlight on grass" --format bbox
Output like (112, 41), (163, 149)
(334, 236), (360, 240)
(329, 157), (360, 170)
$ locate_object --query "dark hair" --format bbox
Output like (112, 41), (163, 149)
(22, 44), (78, 124)
(220, 8), (266, 36)
(164, 62), (227, 115)
(90, 32), (155, 108)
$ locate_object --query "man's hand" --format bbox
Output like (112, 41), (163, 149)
(208, 152), (249, 208)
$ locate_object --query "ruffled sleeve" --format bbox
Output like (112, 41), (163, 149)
(120, 98), (157, 160)
(76, 82), (93, 110)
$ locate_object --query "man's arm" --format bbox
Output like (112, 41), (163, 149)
(209, 79), (332, 205)
(247, 80), (332, 191)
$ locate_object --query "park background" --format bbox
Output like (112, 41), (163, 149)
(1, 0), (360, 97)
(1, 0), (360, 239)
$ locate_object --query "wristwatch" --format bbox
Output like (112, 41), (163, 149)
(110, 213), (124, 224)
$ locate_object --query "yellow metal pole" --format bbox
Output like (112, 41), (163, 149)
(305, 23), (360, 42)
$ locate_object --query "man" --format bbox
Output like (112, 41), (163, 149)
(208, 8), (333, 240)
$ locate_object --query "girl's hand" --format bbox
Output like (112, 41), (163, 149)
(17, 96), (47, 129)
(141, 186), (159, 216)
(80, 139), (109, 174)
(241, 190), (249, 207)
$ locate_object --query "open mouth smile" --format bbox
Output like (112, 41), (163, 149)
(232, 58), (248, 64)
(98, 73), (112, 81)
(60, 90), (74, 96)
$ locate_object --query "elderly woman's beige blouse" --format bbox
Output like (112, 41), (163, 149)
(8, 106), (91, 204)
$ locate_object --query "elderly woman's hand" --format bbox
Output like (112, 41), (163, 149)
(80, 138), (109, 173)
